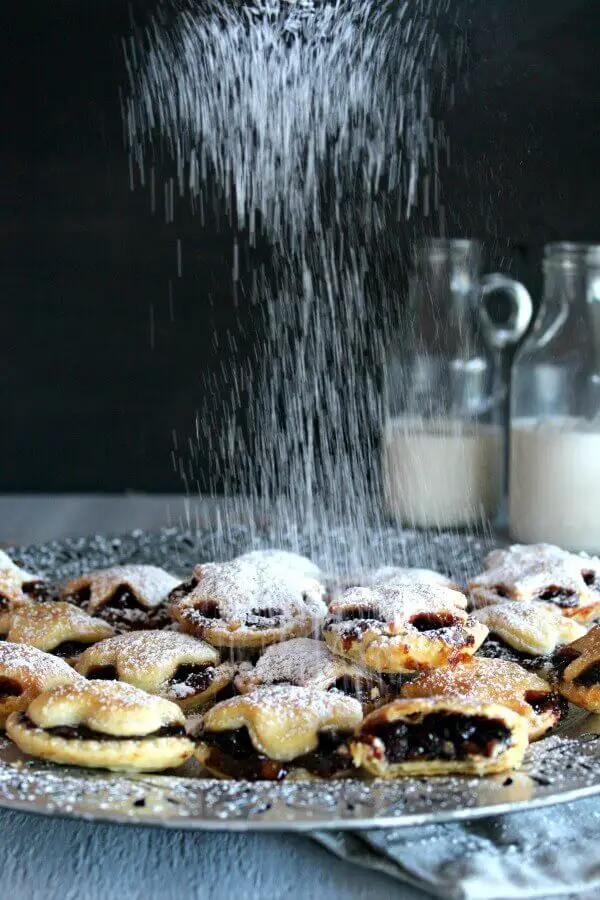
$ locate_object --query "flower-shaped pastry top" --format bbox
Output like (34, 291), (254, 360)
(168, 556), (327, 649)
(236, 549), (323, 583)
(194, 685), (362, 779)
(323, 584), (486, 673)
(401, 656), (567, 740)
(350, 696), (529, 777)
(61, 565), (180, 632)
(5, 680), (194, 772)
(6, 602), (115, 663)
(0, 550), (51, 632)
(552, 626), (600, 712)
(234, 637), (392, 711)
(337, 566), (461, 593)
(0, 642), (84, 728)
(75, 630), (235, 711)
(469, 544), (600, 623)
(474, 602), (586, 658)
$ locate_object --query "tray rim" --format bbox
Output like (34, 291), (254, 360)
(2, 763), (600, 832)
(3, 527), (600, 833)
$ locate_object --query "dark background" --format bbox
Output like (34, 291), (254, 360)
(3, 0), (599, 493)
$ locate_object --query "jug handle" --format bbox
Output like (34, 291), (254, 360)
(479, 273), (533, 503)
(479, 273), (533, 350)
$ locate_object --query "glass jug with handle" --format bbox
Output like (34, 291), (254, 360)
(384, 238), (533, 528)
(510, 243), (600, 553)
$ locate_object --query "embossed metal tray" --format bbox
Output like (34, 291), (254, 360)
(2, 527), (600, 832)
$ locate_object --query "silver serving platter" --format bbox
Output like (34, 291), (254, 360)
(2, 527), (600, 832)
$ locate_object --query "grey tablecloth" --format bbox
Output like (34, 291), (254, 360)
(316, 798), (600, 899)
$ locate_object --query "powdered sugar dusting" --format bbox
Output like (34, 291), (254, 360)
(327, 584), (468, 629)
(474, 602), (586, 656)
(471, 544), (600, 605)
(0, 642), (84, 683)
(237, 550), (323, 583)
(249, 638), (345, 685)
(368, 567), (458, 589)
(402, 657), (553, 717)
(28, 680), (185, 734)
(79, 630), (219, 674)
(188, 556), (326, 621)
(64, 565), (180, 611)
(7, 602), (113, 647)
(0, 550), (45, 604)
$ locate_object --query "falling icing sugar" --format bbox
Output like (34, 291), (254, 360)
(122, 0), (463, 572)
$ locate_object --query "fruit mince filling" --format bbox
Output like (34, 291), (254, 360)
(551, 645), (582, 678)
(168, 578), (199, 604)
(101, 586), (149, 623)
(409, 613), (463, 632)
(21, 714), (185, 741)
(168, 664), (216, 696)
(328, 675), (381, 705)
(87, 665), (119, 680)
(477, 636), (540, 671)
(535, 586), (578, 608)
(324, 607), (386, 650)
(199, 726), (353, 780)
(51, 640), (97, 659)
(245, 608), (284, 630)
(0, 677), (23, 698)
(361, 712), (511, 763)
(22, 581), (52, 602)
(524, 689), (569, 720)
(574, 661), (600, 687)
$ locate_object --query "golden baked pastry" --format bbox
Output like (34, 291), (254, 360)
(323, 584), (486, 674)
(168, 556), (327, 650)
(0, 643), (84, 728)
(474, 602), (586, 678)
(469, 544), (600, 624)
(234, 637), (393, 712)
(350, 696), (529, 777)
(401, 657), (567, 741)
(552, 626), (600, 711)
(194, 685), (362, 779)
(0, 550), (51, 634)
(7, 602), (115, 664)
(61, 565), (180, 632)
(6, 680), (194, 772)
(336, 566), (461, 593)
(236, 549), (323, 583)
(75, 630), (235, 711)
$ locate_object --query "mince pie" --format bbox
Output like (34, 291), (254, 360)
(0, 550), (52, 634)
(401, 656), (567, 740)
(323, 584), (486, 674)
(0, 643), (84, 728)
(234, 637), (393, 712)
(61, 565), (180, 632)
(194, 685), (362, 780)
(237, 549), (324, 584)
(75, 630), (235, 711)
(552, 626), (600, 712)
(469, 544), (600, 624)
(168, 556), (327, 650)
(337, 566), (461, 593)
(7, 602), (115, 663)
(350, 696), (529, 777)
(474, 602), (586, 677)
(6, 680), (194, 772)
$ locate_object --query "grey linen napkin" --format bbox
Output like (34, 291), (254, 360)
(313, 797), (600, 899)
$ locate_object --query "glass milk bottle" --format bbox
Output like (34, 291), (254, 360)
(384, 238), (532, 528)
(510, 243), (600, 553)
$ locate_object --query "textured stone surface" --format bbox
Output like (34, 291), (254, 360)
(0, 808), (402, 900)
